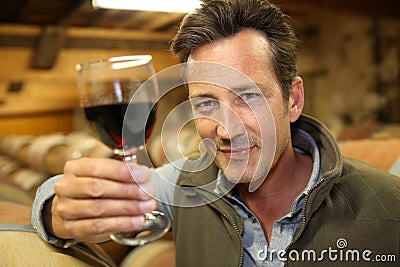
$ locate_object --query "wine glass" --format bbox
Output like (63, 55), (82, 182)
(76, 55), (171, 246)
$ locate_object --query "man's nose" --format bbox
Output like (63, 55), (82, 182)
(215, 104), (246, 140)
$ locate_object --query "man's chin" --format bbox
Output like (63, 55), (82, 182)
(214, 156), (259, 183)
(221, 168), (254, 184)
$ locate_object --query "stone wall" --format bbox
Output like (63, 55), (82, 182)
(294, 13), (399, 136)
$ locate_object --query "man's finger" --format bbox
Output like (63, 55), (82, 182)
(63, 158), (151, 184)
(56, 198), (156, 220)
(54, 177), (154, 200)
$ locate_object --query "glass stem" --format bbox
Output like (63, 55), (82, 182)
(113, 148), (137, 163)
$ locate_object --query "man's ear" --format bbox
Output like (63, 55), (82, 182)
(288, 76), (305, 122)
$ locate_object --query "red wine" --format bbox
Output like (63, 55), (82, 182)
(84, 103), (156, 150)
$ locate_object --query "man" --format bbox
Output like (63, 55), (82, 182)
(32, 0), (399, 266)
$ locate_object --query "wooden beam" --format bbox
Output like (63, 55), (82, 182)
(275, 0), (400, 19)
(116, 11), (185, 32)
(31, 25), (66, 69)
(66, 26), (173, 41)
(0, 24), (172, 49)
(57, 0), (90, 26)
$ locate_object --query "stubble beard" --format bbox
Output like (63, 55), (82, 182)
(216, 128), (289, 187)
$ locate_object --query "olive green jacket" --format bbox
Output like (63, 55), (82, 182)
(172, 115), (400, 266)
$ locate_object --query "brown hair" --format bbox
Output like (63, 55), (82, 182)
(170, 0), (299, 101)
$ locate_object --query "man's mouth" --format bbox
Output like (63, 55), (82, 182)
(218, 145), (256, 159)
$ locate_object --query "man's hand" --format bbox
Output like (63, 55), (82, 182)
(45, 157), (156, 243)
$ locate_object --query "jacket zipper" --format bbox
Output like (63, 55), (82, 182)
(285, 121), (342, 260)
(220, 211), (244, 267)
(184, 183), (245, 267)
(285, 176), (326, 259)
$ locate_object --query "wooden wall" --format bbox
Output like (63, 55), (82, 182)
(0, 25), (180, 138)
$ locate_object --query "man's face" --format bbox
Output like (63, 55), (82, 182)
(187, 29), (293, 185)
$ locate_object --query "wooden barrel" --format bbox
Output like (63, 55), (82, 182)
(82, 141), (113, 159)
(0, 155), (21, 178)
(119, 240), (175, 267)
(0, 201), (117, 267)
(339, 138), (400, 176)
(147, 126), (201, 167)
(0, 179), (33, 205)
(64, 132), (100, 161)
(337, 122), (400, 141)
(0, 153), (47, 197)
(25, 134), (68, 175)
(6, 168), (47, 196)
(0, 135), (34, 161)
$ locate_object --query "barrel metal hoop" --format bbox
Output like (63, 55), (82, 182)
(0, 223), (35, 232)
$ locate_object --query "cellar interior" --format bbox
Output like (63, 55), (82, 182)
(0, 0), (399, 266)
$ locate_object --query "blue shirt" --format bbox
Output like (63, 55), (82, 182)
(225, 129), (321, 266)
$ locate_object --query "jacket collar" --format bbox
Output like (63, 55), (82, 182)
(292, 114), (342, 179)
(291, 114), (343, 218)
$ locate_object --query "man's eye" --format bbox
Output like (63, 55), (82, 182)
(239, 93), (261, 103)
(191, 98), (218, 113)
(242, 93), (257, 100)
(197, 100), (215, 108)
